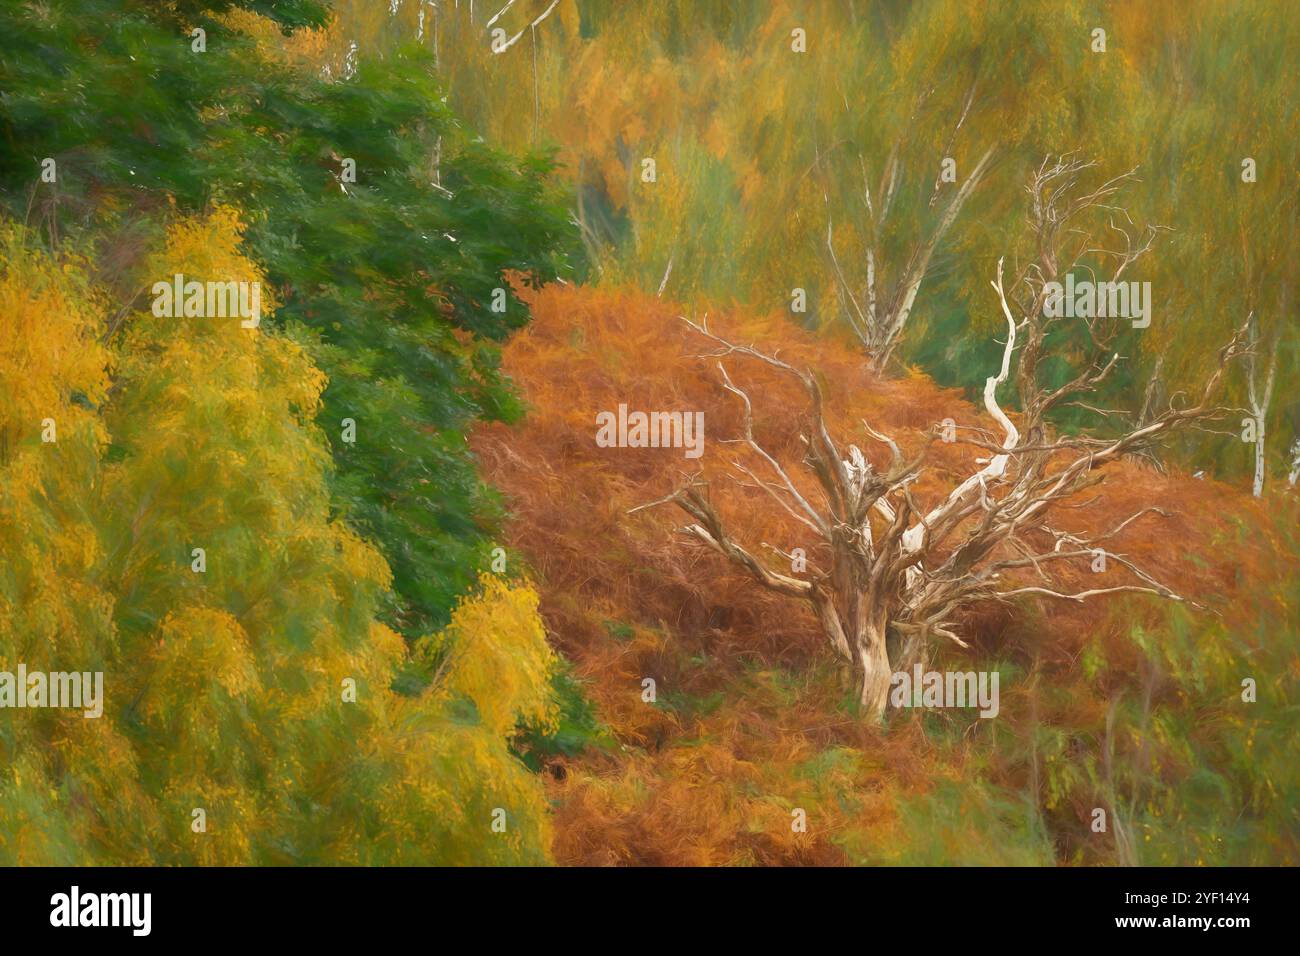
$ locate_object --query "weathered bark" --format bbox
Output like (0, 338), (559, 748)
(634, 156), (1251, 722)
(855, 615), (892, 718)
(813, 581), (892, 718)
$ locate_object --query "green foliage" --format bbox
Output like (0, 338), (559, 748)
(883, 780), (1055, 867)
(601, 619), (636, 642)
(1, 0), (1292, 869)
(513, 663), (618, 773)
(922, 507), (1300, 866)
(1107, 536), (1299, 864)
(0, 0), (580, 868)
(0, 216), (561, 865)
(0, 0), (582, 637)
(327, 0), (1295, 481)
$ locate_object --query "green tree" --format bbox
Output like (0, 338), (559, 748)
(0, 213), (560, 864)
(0, 0), (580, 637)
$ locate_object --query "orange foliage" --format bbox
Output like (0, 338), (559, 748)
(473, 284), (1269, 865)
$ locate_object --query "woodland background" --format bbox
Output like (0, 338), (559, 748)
(0, 0), (1295, 865)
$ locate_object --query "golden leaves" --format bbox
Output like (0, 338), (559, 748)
(1, 210), (564, 864)
(428, 572), (559, 737)
(0, 226), (109, 442)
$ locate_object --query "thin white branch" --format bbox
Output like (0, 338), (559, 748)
(902, 255), (1019, 554)
(491, 0), (559, 53)
(485, 0), (518, 29)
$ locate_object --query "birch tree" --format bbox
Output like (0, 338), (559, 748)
(822, 87), (995, 370)
(1245, 316), (1278, 498)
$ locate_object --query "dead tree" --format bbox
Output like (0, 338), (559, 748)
(636, 157), (1251, 720)
(822, 85), (995, 371)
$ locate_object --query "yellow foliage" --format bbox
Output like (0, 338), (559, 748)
(216, 8), (340, 71)
(428, 573), (559, 738)
(1, 213), (561, 865)
(0, 226), (108, 449)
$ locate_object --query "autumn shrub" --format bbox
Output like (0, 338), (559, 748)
(473, 282), (1287, 865)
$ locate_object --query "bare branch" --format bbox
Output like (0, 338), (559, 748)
(639, 160), (1245, 720)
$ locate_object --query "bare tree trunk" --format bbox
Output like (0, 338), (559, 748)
(633, 156), (1252, 724)
(1254, 414), (1268, 498)
(1248, 341), (1276, 498)
(856, 614), (892, 718)
(1245, 315), (1277, 498)
(810, 589), (891, 719)
(824, 143), (994, 370)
